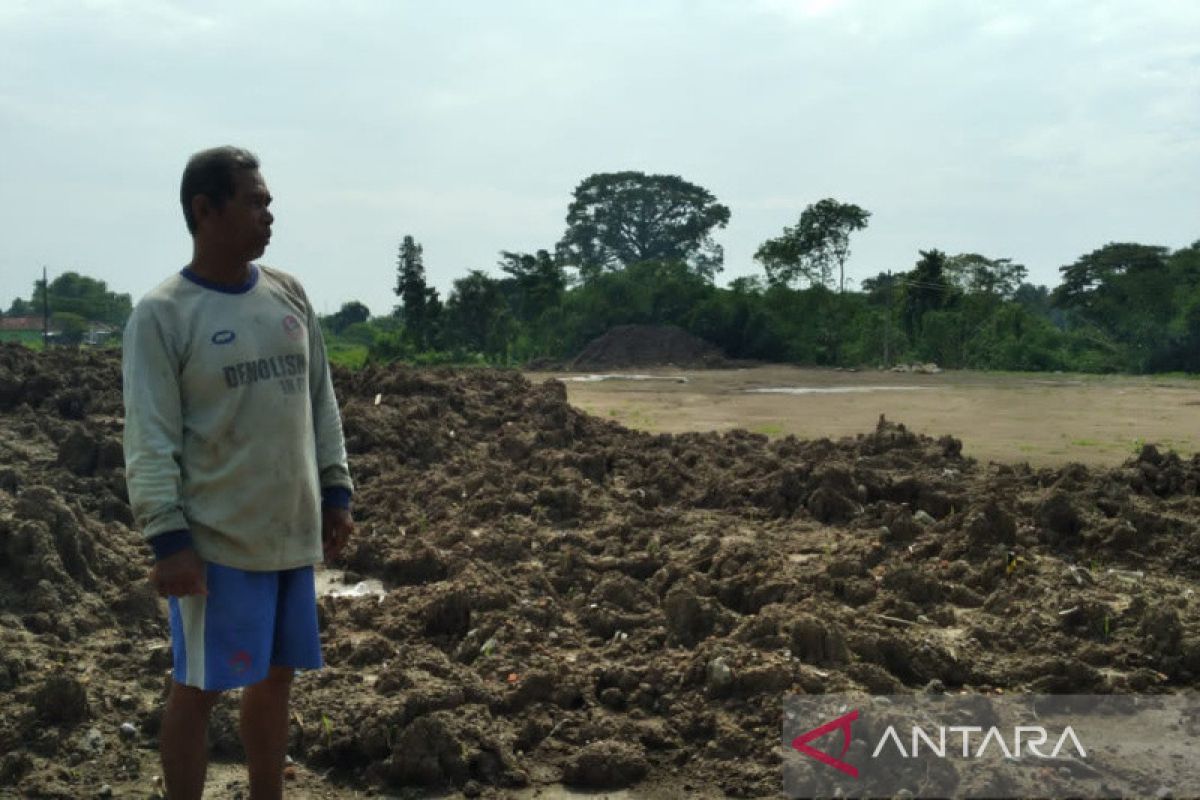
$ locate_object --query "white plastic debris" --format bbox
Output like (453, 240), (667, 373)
(1106, 568), (1145, 584)
(328, 580), (386, 602)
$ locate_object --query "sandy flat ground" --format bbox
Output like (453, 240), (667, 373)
(532, 366), (1200, 467)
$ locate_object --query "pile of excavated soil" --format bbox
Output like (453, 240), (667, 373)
(2, 342), (1200, 798)
(567, 324), (729, 370)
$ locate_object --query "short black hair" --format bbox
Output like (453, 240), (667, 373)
(179, 146), (260, 234)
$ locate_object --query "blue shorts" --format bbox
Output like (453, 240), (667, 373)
(168, 563), (323, 691)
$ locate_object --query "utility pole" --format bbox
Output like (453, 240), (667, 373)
(885, 274), (894, 368)
(41, 266), (49, 348)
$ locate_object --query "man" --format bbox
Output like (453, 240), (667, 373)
(122, 146), (354, 800)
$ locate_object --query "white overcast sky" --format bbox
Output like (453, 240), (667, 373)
(2, 0), (1198, 315)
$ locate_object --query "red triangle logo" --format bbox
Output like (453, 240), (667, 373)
(790, 709), (859, 777)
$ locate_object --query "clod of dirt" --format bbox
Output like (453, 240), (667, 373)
(57, 428), (101, 476)
(374, 709), (527, 790)
(0, 752), (34, 785)
(705, 656), (734, 695)
(964, 501), (1017, 547)
(1036, 491), (1084, 544)
(1140, 606), (1183, 653)
(789, 616), (850, 665)
(562, 740), (649, 789)
(663, 584), (716, 647)
(32, 675), (89, 725)
(881, 507), (922, 542)
(806, 487), (858, 524)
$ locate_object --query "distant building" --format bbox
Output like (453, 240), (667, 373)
(0, 316), (52, 332)
(83, 324), (116, 345)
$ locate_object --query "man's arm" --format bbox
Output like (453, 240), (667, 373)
(305, 301), (354, 560)
(122, 305), (206, 595)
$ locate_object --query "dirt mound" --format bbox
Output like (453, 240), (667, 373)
(3, 346), (1200, 798)
(568, 324), (728, 370)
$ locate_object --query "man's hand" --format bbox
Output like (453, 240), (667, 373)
(323, 507), (354, 562)
(150, 548), (208, 598)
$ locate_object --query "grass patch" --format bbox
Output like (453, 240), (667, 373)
(0, 331), (45, 349)
(751, 423), (785, 436)
(610, 407), (656, 428)
(327, 342), (368, 369)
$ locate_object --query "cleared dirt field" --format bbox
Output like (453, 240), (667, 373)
(541, 366), (1200, 467)
(5, 346), (1200, 799)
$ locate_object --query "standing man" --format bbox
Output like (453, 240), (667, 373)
(122, 146), (354, 800)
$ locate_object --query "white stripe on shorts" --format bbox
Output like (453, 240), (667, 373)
(179, 594), (207, 688)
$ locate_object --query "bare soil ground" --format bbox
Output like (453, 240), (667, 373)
(3, 346), (1200, 799)
(545, 366), (1200, 467)
(564, 325), (729, 371)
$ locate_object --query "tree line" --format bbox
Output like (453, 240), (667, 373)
(323, 171), (1200, 374)
(5, 171), (1197, 374)
(2, 272), (132, 344)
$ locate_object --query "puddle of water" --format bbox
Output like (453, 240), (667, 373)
(561, 374), (689, 384)
(745, 386), (931, 395)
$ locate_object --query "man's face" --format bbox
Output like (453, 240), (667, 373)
(202, 169), (274, 260)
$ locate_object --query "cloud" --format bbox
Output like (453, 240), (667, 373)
(754, 0), (852, 19)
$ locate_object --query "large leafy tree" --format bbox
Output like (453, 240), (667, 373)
(556, 171), (731, 282)
(1052, 243), (1169, 315)
(444, 270), (513, 359)
(944, 253), (1027, 299)
(1051, 242), (1174, 371)
(324, 301), (370, 334)
(1159, 242), (1200, 371)
(12, 272), (133, 326)
(498, 249), (566, 323)
(901, 249), (954, 339)
(755, 198), (870, 292)
(393, 235), (441, 347)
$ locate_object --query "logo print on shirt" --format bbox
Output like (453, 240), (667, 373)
(282, 314), (303, 341)
(229, 650), (252, 675)
(211, 330), (236, 345)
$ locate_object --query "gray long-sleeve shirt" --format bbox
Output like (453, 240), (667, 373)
(122, 264), (353, 571)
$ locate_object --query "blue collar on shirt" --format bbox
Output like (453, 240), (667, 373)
(180, 263), (260, 294)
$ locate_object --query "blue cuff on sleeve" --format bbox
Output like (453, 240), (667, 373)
(322, 486), (352, 510)
(149, 529), (193, 561)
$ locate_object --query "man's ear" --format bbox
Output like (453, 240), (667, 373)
(191, 194), (214, 229)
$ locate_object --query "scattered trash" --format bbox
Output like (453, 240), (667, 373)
(1066, 565), (1094, 586)
(326, 579), (386, 602)
(1106, 568), (1145, 584)
(889, 362), (942, 374)
(373, 393), (382, 406)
